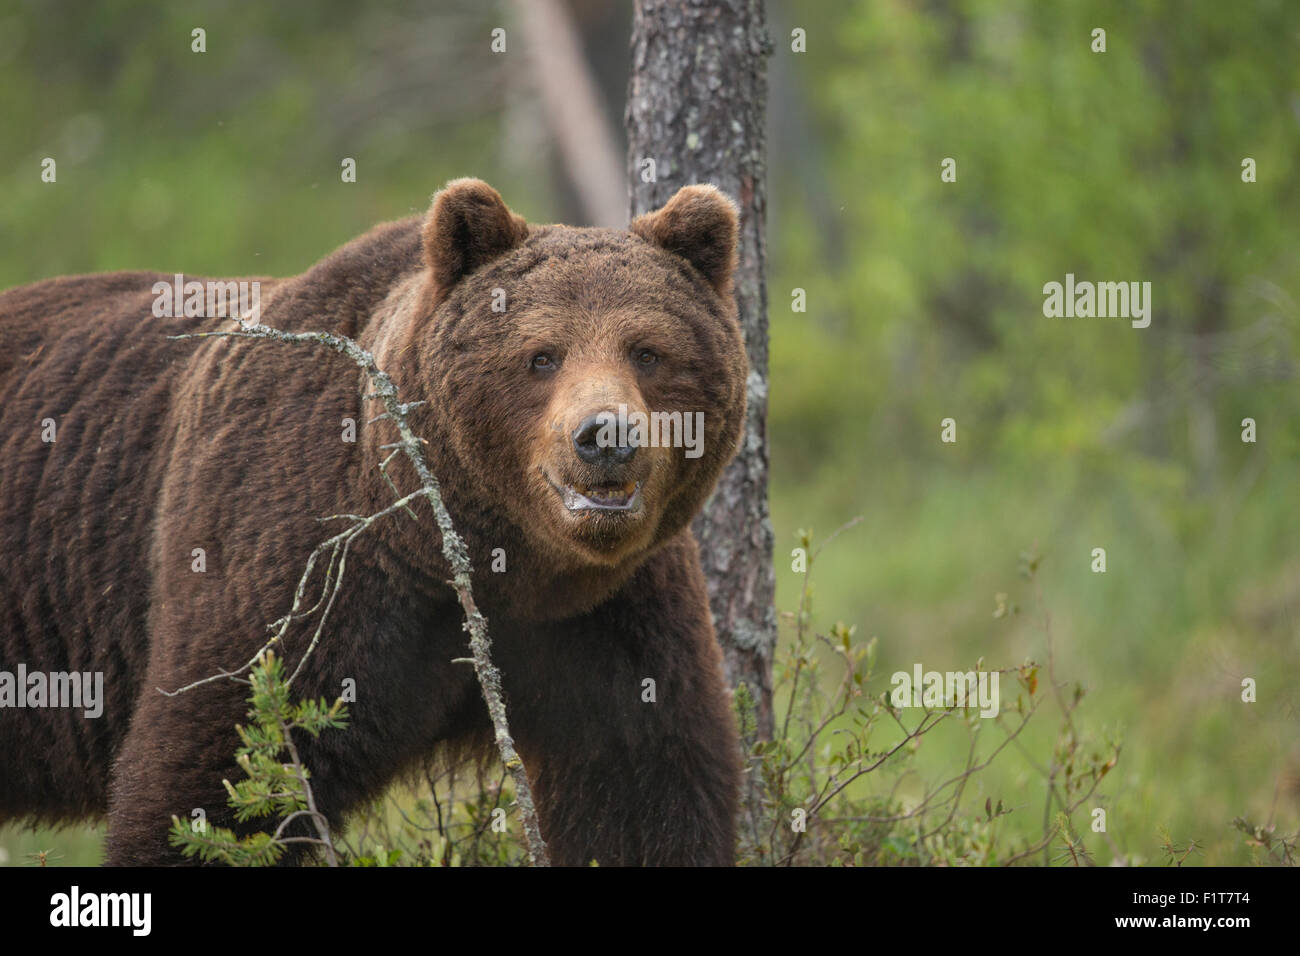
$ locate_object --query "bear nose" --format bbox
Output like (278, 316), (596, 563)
(572, 412), (637, 465)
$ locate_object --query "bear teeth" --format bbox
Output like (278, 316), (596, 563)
(579, 481), (635, 502)
(559, 480), (640, 512)
(585, 481), (634, 504)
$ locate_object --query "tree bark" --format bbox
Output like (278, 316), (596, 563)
(626, 0), (776, 741)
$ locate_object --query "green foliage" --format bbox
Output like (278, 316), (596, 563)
(766, 3), (1298, 864)
(774, 0), (1300, 477)
(1231, 816), (1298, 866)
(745, 525), (1125, 865)
(167, 653), (348, 866)
(340, 771), (529, 868)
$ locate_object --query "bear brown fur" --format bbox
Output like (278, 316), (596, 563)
(0, 179), (748, 866)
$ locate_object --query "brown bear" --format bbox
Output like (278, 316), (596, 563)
(0, 179), (748, 866)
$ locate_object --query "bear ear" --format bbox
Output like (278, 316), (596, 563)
(423, 178), (529, 299)
(630, 184), (739, 296)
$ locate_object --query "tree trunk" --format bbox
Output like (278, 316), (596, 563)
(513, 0), (624, 227)
(626, 0), (776, 744)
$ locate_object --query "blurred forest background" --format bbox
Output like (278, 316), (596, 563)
(1, 0), (1297, 865)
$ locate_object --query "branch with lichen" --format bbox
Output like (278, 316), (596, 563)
(163, 314), (551, 867)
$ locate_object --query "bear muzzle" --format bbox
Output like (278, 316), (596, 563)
(537, 407), (656, 515)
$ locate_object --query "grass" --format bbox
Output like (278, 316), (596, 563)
(768, 456), (1300, 865)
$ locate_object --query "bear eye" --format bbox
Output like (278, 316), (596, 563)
(531, 352), (556, 371)
(635, 348), (659, 367)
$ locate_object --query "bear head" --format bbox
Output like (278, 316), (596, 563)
(387, 179), (748, 618)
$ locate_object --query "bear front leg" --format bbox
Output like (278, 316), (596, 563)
(500, 558), (742, 866)
(105, 676), (256, 865)
(522, 701), (740, 867)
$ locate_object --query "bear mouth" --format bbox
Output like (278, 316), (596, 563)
(543, 472), (642, 513)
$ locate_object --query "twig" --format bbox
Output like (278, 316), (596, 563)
(276, 709), (339, 866)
